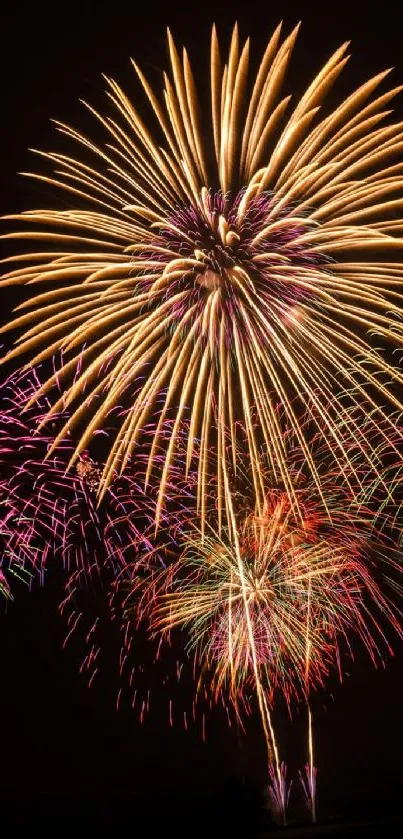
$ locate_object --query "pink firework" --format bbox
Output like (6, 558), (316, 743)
(267, 761), (293, 825)
(0, 363), (155, 603)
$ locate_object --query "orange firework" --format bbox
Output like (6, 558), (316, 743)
(122, 420), (403, 783)
(134, 489), (400, 708)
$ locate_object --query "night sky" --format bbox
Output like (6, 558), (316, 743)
(1, 1), (403, 834)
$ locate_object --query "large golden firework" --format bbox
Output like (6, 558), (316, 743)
(2, 24), (403, 524)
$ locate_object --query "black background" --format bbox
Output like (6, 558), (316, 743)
(1, 1), (403, 833)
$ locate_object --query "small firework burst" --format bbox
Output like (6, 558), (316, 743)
(136, 495), (399, 707)
(267, 761), (292, 825)
(75, 453), (103, 493)
(299, 760), (318, 822)
(120, 418), (403, 779)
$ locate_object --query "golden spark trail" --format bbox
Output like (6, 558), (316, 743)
(304, 570), (317, 822)
(221, 456), (282, 779)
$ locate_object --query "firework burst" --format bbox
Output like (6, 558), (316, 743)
(0, 365), (154, 604)
(136, 491), (400, 707)
(267, 761), (292, 825)
(299, 758), (318, 823)
(121, 420), (403, 784)
(1, 25), (403, 526)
